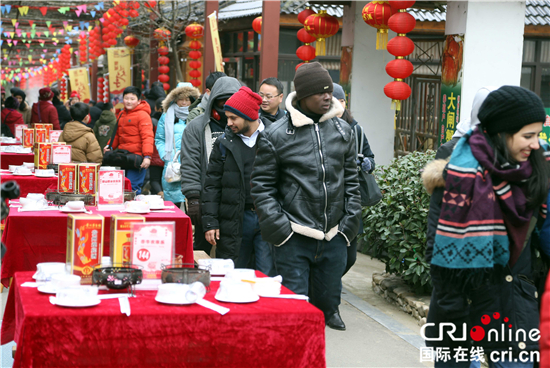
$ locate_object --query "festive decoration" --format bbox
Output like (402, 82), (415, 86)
(298, 8), (315, 25)
(153, 27), (171, 42)
(189, 40), (202, 50)
(297, 28), (317, 44)
(186, 23), (204, 88)
(158, 46), (169, 56)
(362, 1), (396, 50)
(304, 10), (339, 56)
(185, 23), (204, 39)
(295, 62), (306, 71)
(383, 0), (416, 110)
(296, 45), (316, 62)
(189, 50), (202, 59)
(124, 35), (140, 53)
(252, 17), (262, 34)
(103, 74), (109, 103)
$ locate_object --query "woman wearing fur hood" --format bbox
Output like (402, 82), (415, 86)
(155, 83), (200, 207)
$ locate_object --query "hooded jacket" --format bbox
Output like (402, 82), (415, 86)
(180, 77), (242, 199)
(58, 121), (103, 163)
(93, 110), (117, 151)
(155, 85), (200, 204)
(31, 100), (60, 129)
(259, 107), (286, 123)
(145, 82), (166, 116)
(52, 97), (72, 129)
(1, 108), (24, 136)
(250, 92), (362, 246)
(112, 100), (154, 157)
(10, 88), (31, 125)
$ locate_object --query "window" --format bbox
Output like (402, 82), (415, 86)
(521, 67), (533, 91)
(522, 39), (550, 108)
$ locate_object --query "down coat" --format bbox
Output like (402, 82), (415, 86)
(31, 100), (60, 130)
(155, 85), (200, 204)
(1, 108), (24, 136)
(58, 121), (103, 163)
(112, 100), (154, 157)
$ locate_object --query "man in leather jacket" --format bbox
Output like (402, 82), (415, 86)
(251, 62), (362, 330)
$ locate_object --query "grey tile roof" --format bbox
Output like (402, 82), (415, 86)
(410, 1), (550, 26)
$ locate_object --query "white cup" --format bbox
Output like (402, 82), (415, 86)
(185, 281), (206, 303)
(156, 283), (191, 303)
(51, 274), (81, 290)
(35, 262), (66, 281)
(23, 162), (34, 169)
(67, 201), (85, 210)
(27, 193), (45, 200)
(14, 167), (31, 175)
(8, 165), (20, 173)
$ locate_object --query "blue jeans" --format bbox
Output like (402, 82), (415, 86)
(238, 210), (275, 276)
(273, 232), (347, 320)
(125, 168), (147, 194)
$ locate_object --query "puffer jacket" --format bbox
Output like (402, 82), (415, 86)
(202, 119), (272, 261)
(1, 108), (24, 136)
(112, 100), (154, 157)
(93, 110), (117, 151)
(31, 100), (60, 130)
(52, 98), (71, 129)
(180, 77), (241, 200)
(250, 92), (362, 246)
(58, 121), (103, 163)
(422, 153), (549, 357)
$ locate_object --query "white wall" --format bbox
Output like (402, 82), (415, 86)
(454, 1), (526, 121)
(350, 1), (396, 166)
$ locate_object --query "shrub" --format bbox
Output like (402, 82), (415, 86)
(360, 150), (436, 293)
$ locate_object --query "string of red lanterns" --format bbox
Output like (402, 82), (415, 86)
(59, 77), (67, 101)
(295, 8), (317, 71)
(185, 23), (204, 88)
(78, 32), (87, 65)
(154, 27), (172, 90)
(97, 77), (105, 103)
(103, 75), (110, 104)
(362, 1), (396, 50)
(384, 1), (416, 111)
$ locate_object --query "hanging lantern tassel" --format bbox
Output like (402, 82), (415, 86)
(315, 38), (325, 56)
(377, 29), (389, 50)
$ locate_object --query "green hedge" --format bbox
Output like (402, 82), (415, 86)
(360, 150), (436, 293)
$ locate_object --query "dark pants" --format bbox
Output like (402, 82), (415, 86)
(238, 210), (275, 276)
(273, 232), (347, 321)
(344, 237), (357, 276)
(149, 165), (163, 194)
(126, 168), (147, 194)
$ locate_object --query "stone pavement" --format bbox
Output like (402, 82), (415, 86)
(0, 253), (432, 367)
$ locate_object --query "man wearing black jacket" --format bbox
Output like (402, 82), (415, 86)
(258, 77), (285, 123)
(251, 62), (361, 330)
(51, 88), (72, 130)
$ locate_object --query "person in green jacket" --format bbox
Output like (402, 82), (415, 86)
(93, 102), (117, 151)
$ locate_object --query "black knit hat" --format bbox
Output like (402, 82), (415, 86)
(478, 85), (546, 135)
(293, 62), (333, 101)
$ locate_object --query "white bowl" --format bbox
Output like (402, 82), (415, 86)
(23, 162), (35, 168)
(27, 193), (45, 200)
(67, 201), (85, 210)
(51, 274), (81, 290)
(34, 262), (66, 281)
(9, 165), (21, 173)
(14, 167), (31, 175)
(216, 279), (259, 302)
(225, 268), (256, 281)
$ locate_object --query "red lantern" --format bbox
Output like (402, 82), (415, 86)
(163, 83), (170, 91)
(189, 51), (202, 59)
(295, 62), (306, 71)
(304, 10), (339, 56)
(158, 56), (170, 65)
(158, 74), (170, 83)
(189, 40), (202, 50)
(124, 35), (140, 49)
(296, 45), (316, 62)
(362, 1), (396, 49)
(389, 1), (416, 9)
(189, 70), (201, 78)
(384, 81), (411, 110)
(189, 61), (202, 69)
(298, 8), (315, 25)
(387, 36), (414, 57)
(158, 46), (169, 56)
(154, 27), (171, 41)
(388, 12), (416, 34)
(297, 28), (316, 44)
(252, 17), (262, 34)
(190, 79), (201, 87)
(185, 23), (204, 39)
(129, 9), (139, 18)
(385, 59), (414, 79)
(158, 66), (170, 74)
(144, 0), (157, 9)
(120, 18), (129, 26)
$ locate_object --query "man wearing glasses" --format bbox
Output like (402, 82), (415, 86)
(258, 78), (286, 123)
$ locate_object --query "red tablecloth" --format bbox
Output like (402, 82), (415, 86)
(1, 272), (325, 368)
(0, 202), (193, 287)
(0, 142), (23, 146)
(0, 152), (34, 169)
(0, 173), (132, 199)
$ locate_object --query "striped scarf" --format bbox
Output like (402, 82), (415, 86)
(431, 127), (535, 283)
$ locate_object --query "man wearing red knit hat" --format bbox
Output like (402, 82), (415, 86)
(201, 86), (275, 275)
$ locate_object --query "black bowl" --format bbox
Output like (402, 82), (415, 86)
(161, 264), (210, 286)
(92, 264), (143, 290)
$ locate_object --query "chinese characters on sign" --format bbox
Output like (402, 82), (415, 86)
(439, 34), (464, 145)
(208, 11), (224, 72)
(107, 47), (132, 109)
(68, 67), (91, 103)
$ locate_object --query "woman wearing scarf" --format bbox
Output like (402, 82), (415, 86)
(155, 83), (200, 208)
(422, 86), (549, 368)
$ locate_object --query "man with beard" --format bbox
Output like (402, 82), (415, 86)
(180, 76), (241, 255)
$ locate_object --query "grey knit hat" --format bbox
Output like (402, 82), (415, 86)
(478, 85), (546, 135)
(294, 62), (333, 101)
(332, 83), (346, 101)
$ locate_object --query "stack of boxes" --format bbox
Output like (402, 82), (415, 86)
(58, 163), (100, 204)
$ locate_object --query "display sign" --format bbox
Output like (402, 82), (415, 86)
(106, 47), (131, 109)
(438, 34), (464, 145)
(110, 215), (146, 266)
(97, 170), (125, 210)
(539, 110), (550, 145)
(131, 222), (175, 280)
(51, 145), (72, 164)
(49, 130), (62, 143)
(66, 214), (104, 284)
(68, 67), (92, 104)
(15, 124), (27, 142)
(208, 11), (224, 72)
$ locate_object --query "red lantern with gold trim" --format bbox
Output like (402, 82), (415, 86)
(304, 10), (339, 56)
(387, 12), (416, 33)
(298, 8), (315, 25)
(185, 23), (204, 39)
(385, 59), (413, 79)
(387, 36), (414, 57)
(190, 79), (201, 87)
(189, 51), (202, 59)
(384, 81), (411, 110)
(158, 74), (169, 83)
(158, 65), (170, 74)
(189, 61), (202, 69)
(158, 46), (169, 56)
(297, 28), (316, 44)
(295, 62), (306, 71)
(153, 27), (171, 42)
(124, 35), (140, 53)
(189, 40), (202, 50)
(189, 70), (201, 78)
(158, 56), (170, 65)
(163, 83), (170, 91)
(252, 17), (262, 34)
(362, 1), (396, 50)
(296, 45), (316, 62)
(389, 1), (416, 9)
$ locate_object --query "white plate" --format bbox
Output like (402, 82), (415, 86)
(149, 205), (172, 210)
(14, 151), (32, 154)
(38, 284), (58, 294)
(35, 174), (56, 178)
(59, 206), (87, 213)
(155, 296), (194, 305)
(50, 297), (101, 308)
(11, 172), (33, 176)
(214, 294), (260, 304)
(125, 209), (150, 214)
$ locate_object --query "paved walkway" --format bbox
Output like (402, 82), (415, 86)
(1, 253), (432, 368)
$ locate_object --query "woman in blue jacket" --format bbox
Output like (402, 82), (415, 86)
(155, 83), (200, 208)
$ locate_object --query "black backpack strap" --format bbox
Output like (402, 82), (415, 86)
(107, 112), (123, 149)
